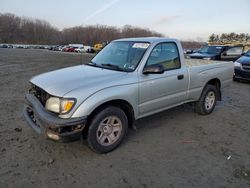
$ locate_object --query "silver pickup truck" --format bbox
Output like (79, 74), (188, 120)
(23, 37), (233, 153)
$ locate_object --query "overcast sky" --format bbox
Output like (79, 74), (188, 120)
(1, 0), (250, 41)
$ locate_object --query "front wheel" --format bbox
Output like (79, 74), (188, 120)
(87, 106), (128, 153)
(195, 85), (217, 115)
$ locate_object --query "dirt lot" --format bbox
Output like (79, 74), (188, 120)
(0, 48), (249, 188)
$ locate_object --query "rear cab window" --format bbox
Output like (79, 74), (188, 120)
(226, 46), (244, 55)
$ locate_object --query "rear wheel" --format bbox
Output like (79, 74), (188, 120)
(87, 106), (128, 153)
(195, 85), (217, 115)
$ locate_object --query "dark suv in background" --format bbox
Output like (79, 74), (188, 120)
(189, 45), (244, 61)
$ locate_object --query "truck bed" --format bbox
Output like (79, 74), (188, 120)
(185, 57), (233, 98)
(185, 58), (227, 67)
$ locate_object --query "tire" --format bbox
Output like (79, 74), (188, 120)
(233, 76), (239, 82)
(87, 106), (128, 153)
(195, 84), (217, 115)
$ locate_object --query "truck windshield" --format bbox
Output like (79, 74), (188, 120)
(89, 41), (150, 72)
(199, 46), (223, 54)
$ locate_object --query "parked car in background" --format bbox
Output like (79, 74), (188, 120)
(189, 45), (244, 61)
(62, 46), (70, 52)
(17, 45), (25, 49)
(51, 45), (63, 51)
(94, 42), (108, 52)
(66, 46), (78, 52)
(62, 46), (80, 52)
(48, 45), (57, 51)
(94, 43), (103, 52)
(39, 46), (46, 49)
(0, 44), (8, 48)
(75, 46), (94, 53)
(69, 44), (84, 48)
(74, 47), (83, 53)
(233, 50), (250, 82)
(87, 47), (95, 53)
(57, 46), (64, 51)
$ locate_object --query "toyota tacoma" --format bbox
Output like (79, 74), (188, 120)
(23, 37), (234, 153)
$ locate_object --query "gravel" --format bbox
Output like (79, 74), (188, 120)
(0, 48), (249, 188)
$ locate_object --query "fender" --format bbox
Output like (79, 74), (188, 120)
(71, 83), (139, 119)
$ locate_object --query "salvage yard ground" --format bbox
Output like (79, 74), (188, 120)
(0, 48), (249, 188)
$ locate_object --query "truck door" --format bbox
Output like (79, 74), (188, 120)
(221, 46), (244, 61)
(138, 42), (188, 116)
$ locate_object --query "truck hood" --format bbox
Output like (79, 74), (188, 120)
(30, 65), (135, 97)
(190, 52), (217, 59)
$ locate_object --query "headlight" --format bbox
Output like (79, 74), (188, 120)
(45, 97), (76, 114)
(203, 57), (211, 60)
(234, 61), (241, 67)
(45, 97), (60, 113)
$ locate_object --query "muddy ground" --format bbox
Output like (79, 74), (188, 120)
(0, 48), (249, 188)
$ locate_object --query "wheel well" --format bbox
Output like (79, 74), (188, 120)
(206, 78), (221, 101)
(87, 100), (135, 128)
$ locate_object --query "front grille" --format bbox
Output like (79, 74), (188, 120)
(235, 69), (250, 79)
(29, 84), (50, 106)
(242, 64), (250, 71)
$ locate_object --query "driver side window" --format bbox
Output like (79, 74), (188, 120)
(146, 42), (181, 70)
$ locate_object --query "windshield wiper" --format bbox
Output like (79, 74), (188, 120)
(87, 62), (124, 71)
(101, 63), (124, 71)
(87, 61), (99, 67)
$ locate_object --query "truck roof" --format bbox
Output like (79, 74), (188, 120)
(115, 37), (177, 44)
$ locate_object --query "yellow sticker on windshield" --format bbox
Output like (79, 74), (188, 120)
(132, 43), (149, 49)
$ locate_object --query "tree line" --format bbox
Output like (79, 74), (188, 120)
(0, 13), (205, 49)
(208, 33), (250, 43)
(0, 13), (163, 45)
(0, 13), (59, 44)
(61, 24), (164, 45)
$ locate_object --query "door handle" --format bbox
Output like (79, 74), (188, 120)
(177, 75), (184, 80)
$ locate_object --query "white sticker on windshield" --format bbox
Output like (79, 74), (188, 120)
(132, 43), (149, 49)
(216, 47), (222, 49)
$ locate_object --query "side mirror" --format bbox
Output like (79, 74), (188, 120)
(143, 64), (164, 74)
(241, 52), (245, 56)
(222, 51), (227, 56)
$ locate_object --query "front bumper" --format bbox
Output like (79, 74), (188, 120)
(234, 67), (250, 81)
(23, 94), (87, 142)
